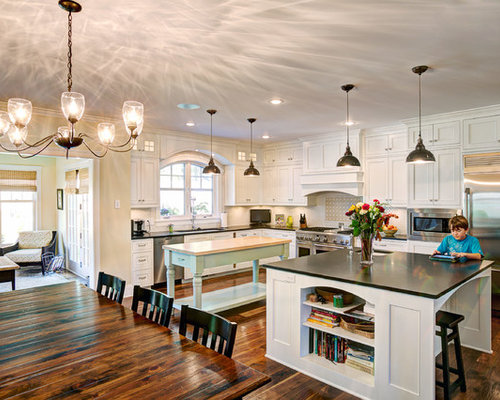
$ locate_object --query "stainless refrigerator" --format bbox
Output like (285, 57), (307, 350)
(464, 153), (500, 313)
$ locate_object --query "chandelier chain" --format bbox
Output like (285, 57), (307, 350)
(346, 90), (350, 147)
(67, 11), (73, 92)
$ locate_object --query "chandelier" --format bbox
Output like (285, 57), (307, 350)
(0, 0), (144, 159)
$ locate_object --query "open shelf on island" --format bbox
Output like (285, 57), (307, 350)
(302, 353), (375, 387)
(303, 298), (374, 321)
(303, 320), (374, 347)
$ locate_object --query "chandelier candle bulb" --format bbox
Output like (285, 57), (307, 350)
(61, 92), (85, 124)
(98, 123), (116, 145)
(8, 98), (32, 128)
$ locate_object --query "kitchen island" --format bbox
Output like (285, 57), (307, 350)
(164, 236), (290, 312)
(263, 250), (493, 400)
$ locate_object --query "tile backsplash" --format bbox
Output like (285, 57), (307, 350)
(325, 194), (362, 222)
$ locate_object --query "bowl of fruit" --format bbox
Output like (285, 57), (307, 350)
(383, 225), (398, 237)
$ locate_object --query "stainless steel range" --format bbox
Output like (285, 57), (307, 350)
(296, 227), (354, 257)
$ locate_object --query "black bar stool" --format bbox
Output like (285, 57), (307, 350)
(435, 310), (467, 400)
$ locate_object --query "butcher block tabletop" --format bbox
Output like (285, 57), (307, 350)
(163, 235), (291, 256)
(0, 281), (270, 399)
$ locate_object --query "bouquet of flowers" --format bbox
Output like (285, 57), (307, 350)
(345, 199), (386, 240)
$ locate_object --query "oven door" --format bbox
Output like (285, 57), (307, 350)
(313, 243), (345, 254)
(296, 241), (313, 257)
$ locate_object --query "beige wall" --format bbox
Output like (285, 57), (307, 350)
(0, 153), (57, 230)
(98, 152), (131, 286)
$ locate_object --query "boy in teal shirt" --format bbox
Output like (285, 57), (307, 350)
(433, 215), (483, 260)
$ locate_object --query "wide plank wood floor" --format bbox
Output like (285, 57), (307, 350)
(123, 270), (500, 400)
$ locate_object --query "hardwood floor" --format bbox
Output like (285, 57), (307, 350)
(123, 270), (500, 399)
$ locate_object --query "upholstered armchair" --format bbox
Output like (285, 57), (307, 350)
(0, 231), (57, 275)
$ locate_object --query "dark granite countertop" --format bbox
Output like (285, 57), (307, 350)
(380, 233), (407, 241)
(263, 250), (494, 299)
(131, 225), (297, 240)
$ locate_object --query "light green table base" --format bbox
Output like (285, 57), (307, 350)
(173, 282), (266, 313)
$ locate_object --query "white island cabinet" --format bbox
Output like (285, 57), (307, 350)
(264, 250), (493, 399)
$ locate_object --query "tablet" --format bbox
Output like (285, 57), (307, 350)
(429, 254), (459, 263)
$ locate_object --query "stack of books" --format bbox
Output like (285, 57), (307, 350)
(306, 307), (340, 328)
(310, 329), (347, 363)
(363, 301), (375, 317)
(345, 341), (374, 375)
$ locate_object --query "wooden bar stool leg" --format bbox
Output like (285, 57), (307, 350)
(453, 326), (467, 392)
(440, 326), (451, 400)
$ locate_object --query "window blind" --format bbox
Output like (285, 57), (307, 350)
(0, 170), (37, 192)
(65, 168), (89, 194)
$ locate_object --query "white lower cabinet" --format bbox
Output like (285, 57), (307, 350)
(408, 148), (461, 208)
(373, 239), (408, 253)
(408, 240), (441, 255)
(131, 239), (154, 286)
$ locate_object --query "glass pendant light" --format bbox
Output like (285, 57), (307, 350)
(406, 65), (436, 164)
(244, 118), (260, 176)
(337, 84), (361, 167)
(203, 109), (221, 175)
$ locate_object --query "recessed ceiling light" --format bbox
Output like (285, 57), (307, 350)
(177, 103), (200, 110)
(262, 134), (270, 139)
(345, 121), (355, 126)
(185, 121), (195, 127)
(269, 98), (284, 105)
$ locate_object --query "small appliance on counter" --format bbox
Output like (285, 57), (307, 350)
(131, 219), (150, 237)
(250, 209), (271, 226)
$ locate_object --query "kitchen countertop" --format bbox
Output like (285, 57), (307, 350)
(131, 225), (297, 240)
(262, 249), (494, 299)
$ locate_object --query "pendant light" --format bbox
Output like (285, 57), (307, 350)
(203, 109), (221, 175)
(244, 118), (260, 176)
(406, 65), (436, 164)
(337, 84), (361, 167)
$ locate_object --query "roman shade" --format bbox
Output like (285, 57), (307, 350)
(0, 170), (37, 192)
(65, 168), (89, 194)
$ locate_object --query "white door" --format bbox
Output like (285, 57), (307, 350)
(66, 192), (91, 278)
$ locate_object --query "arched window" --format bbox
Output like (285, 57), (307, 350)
(160, 162), (214, 218)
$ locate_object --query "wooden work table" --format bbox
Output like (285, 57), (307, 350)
(0, 282), (270, 399)
(164, 236), (290, 312)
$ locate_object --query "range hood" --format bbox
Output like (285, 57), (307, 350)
(300, 170), (364, 197)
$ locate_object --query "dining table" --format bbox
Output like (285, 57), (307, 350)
(0, 281), (270, 399)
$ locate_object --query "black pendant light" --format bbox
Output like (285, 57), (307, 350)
(244, 118), (260, 176)
(203, 109), (221, 174)
(406, 65), (436, 164)
(337, 84), (361, 167)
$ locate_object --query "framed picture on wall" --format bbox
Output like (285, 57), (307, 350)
(57, 189), (64, 210)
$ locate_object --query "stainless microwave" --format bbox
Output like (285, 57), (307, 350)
(408, 208), (462, 241)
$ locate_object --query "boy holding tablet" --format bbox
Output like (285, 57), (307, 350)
(432, 215), (483, 260)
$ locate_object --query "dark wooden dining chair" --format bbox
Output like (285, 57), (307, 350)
(131, 285), (174, 328)
(179, 304), (238, 358)
(96, 271), (126, 304)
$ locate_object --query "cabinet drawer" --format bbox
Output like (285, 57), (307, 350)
(133, 269), (153, 286)
(171, 252), (195, 268)
(132, 239), (153, 252)
(132, 251), (153, 270)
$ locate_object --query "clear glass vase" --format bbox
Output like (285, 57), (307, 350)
(360, 231), (375, 266)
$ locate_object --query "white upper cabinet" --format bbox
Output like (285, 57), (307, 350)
(302, 132), (361, 174)
(365, 155), (407, 207)
(263, 144), (302, 164)
(408, 148), (461, 208)
(262, 167), (277, 204)
(235, 166), (262, 204)
(132, 133), (159, 157)
(408, 121), (460, 148)
(131, 156), (159, 208)
(463, 115), (500, 152)
(365, 131), (407, 157)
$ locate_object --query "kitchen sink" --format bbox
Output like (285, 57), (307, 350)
(173, 228), (225, 234)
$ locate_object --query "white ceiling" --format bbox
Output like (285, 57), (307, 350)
(1, 0), (500, 141)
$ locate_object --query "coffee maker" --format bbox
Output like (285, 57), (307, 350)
(131, 219), (148, 237)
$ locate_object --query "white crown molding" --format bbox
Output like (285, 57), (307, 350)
(402, 103), (500, 126)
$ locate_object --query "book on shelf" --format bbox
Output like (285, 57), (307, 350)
(345, 309), (374, 321)
(363, 301), (375, 316)
(346, 353), (374, 366)
(347, 349), (374, 362)
(345, 358), (374, 375)
(309, 328), (347, 363)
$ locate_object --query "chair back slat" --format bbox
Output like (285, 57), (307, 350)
(131, 285), (174, 328)
(96, 272), (126, 304)
(179, 304), (238, 358)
